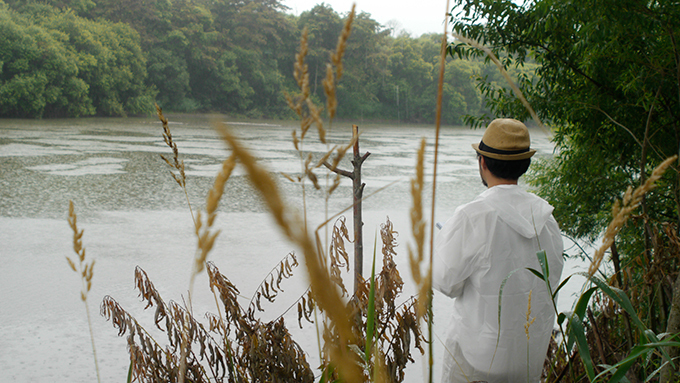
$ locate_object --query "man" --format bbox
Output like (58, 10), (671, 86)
(433, 118), (564, 383)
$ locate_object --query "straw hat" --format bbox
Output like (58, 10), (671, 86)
(471, 118), (536, 160)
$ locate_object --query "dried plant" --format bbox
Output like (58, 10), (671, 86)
(182, 153), (236, 381)
(97, 15), (429, 383)
(322, 4), (354, 122)
(329, 216), (351, 296)
(156, 104), (196, 226)
(249, 252), (300, 313)
(192, 154), (236, 282)
(215, 122), (364, 382)
(66, 200), (101, 383)
(588, 155), (678, 276)
(341, 218), (425, 382)
(102, 263), (314, 383)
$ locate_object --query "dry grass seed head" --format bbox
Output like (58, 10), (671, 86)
(67, 200), (95, 299)
(588, 155), (678, 276)
(322, 6), (354, 122)
(524, 290), (536, 339)
(156, 104), (187, 188)
(408, 139), (429, 319)
(408, 139), (426, 282)
(305, 98), (325, 143)
(322, 63), (337, 121)
(331, 132), (358, 169)
(294, 28), (309, 95)
(206, 154), (236, 227)
(291, 129), (300, 151)
(331, 4), (355, 81)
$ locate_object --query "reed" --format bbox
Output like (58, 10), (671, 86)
(408, 138), (428, 320)
(66, 200), (101, 383)
(157, 103), (196, 226)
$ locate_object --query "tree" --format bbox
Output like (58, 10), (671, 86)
(41, 8), (155, 116)
(297, 4), (343, 99)
(450, 0), (680, 379)
(336, 11), (391, 120)
(0, 5), (93, 117)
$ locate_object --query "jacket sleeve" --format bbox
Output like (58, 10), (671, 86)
(433, 209), (486, 298)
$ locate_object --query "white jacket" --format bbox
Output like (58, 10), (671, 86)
(434, 185), (563, 383)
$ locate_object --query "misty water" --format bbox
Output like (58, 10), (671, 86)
(0, 116), (587, 382)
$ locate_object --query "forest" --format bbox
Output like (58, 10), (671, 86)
(0, 0), (534, 122)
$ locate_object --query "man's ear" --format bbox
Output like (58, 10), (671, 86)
(479, 155), (488, 170)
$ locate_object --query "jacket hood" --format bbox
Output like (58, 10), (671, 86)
(479, 185), (554, 238)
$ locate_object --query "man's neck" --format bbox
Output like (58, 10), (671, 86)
(485, 177), (518, 188)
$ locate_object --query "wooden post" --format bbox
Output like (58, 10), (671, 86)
(324, 124), (370, 296)
(351, 124), (366, 295)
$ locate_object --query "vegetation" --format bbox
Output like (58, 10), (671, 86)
(50, 0), (680, 381)
(450, 0), (680, 380)
(96, 13), (428, 382)
(0, 0), (534, 121)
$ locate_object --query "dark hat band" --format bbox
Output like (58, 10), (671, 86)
(479, 140), (530, 156)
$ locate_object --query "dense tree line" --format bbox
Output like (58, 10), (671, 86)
(0, 0), (532, 122)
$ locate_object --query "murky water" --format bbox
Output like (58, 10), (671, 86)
(0, 116), (582, 382)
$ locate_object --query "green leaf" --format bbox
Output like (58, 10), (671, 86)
(552, 274), (573, 300)
(536, 250), (549, 279)
(526, 267), (545, 281)
(594, 342), (680, 382)
(365, 230), (377, 361)
(557, 312), (566, 326)
(569, 314), (596, 381)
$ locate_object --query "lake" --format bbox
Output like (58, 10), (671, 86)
(0, 115), (587, 382)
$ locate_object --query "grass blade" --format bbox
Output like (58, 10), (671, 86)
(569, 313), (596, 381)
(366, 230), (377, 360)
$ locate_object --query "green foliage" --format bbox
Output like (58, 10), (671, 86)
(1, 0), (513, 120)
(450, 0), (680, 379)
(0, 3), (154, 117)
(450, 0), (680, 243)
(0, 6), (92, 117)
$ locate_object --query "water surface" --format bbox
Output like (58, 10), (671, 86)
(0, 116), (581, 382)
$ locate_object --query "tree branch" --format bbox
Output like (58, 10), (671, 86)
(322, 161), (353, 179)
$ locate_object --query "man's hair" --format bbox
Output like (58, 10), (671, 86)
(479, 153), (531, 180)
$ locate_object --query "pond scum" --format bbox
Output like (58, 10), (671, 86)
(65, 3), (680, 383)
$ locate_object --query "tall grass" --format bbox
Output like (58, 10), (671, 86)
(95, 6), (427, 383)
(66, 200), (101, 383)
(61, 1), (680, 382)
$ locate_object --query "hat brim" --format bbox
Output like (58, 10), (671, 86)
(472, 143), (536, 160)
